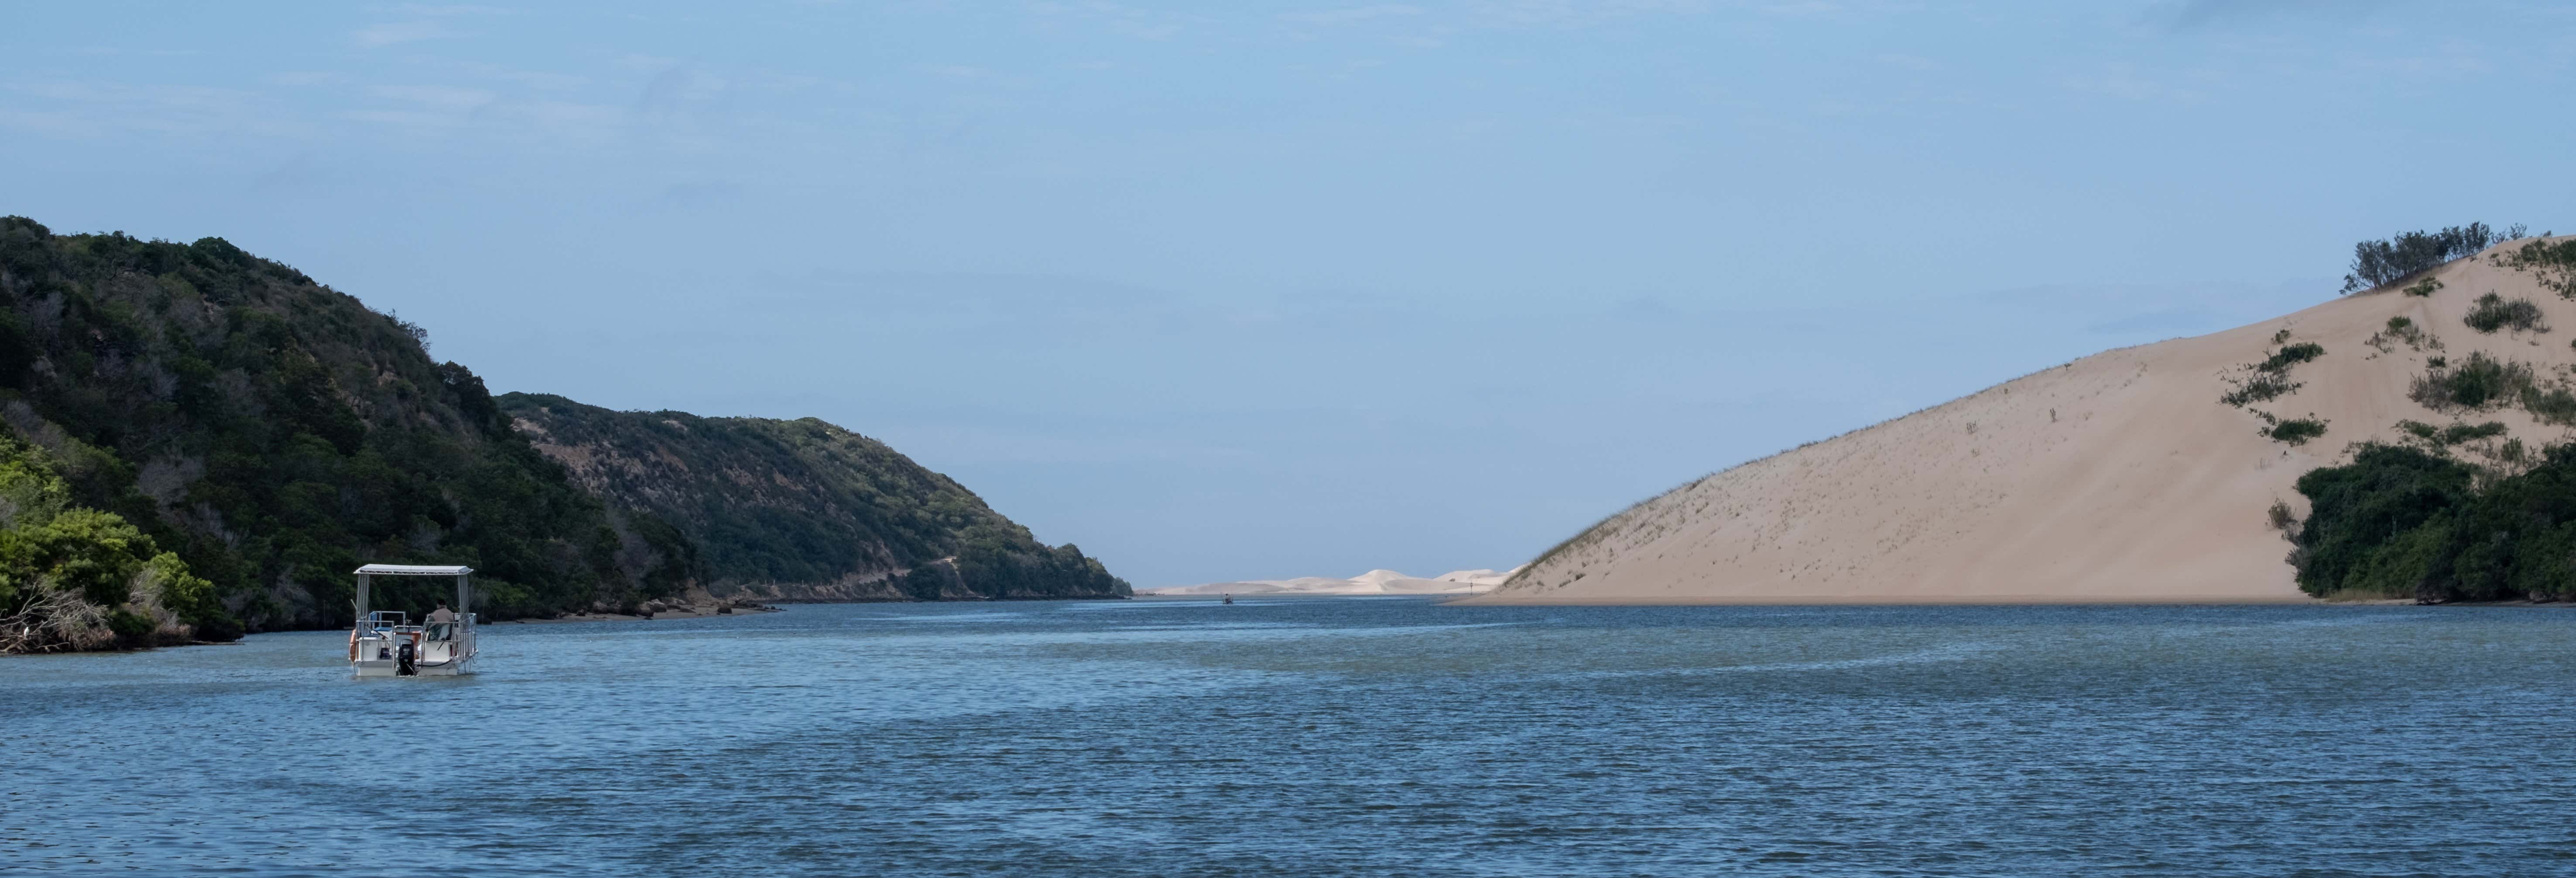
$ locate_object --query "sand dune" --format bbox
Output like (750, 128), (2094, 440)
(1144, 567), (1520, 596)
(1466, 239), (2576, 605)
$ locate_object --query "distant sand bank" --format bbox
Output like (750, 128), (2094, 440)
(1141, 567), (1520, 597)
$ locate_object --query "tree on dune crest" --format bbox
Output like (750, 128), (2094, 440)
(2340, 223), (2518, 294)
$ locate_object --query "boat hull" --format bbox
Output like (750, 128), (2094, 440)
(352, 655), (472, 676)
(351, 633), (475, 677)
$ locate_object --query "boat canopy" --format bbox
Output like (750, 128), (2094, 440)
(353, 564), (474, 626)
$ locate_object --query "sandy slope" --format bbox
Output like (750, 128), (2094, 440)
(1465, 239), (2576, 605)
(1144, 567), (1520, 596)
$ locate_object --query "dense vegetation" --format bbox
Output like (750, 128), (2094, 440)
(499, 394), (1130, 601)
(2290, 442), (2576, 602)
(0, 435), (217, 651)
(0, 216), (692, 641)
(2340, 223), (2518, 294)
(2274, 228), (2576, 603)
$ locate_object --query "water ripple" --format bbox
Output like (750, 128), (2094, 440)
(3, 601), (2573, 876)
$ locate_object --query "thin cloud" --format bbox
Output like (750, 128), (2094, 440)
(1471, 0), (1712, 27)
(352, 20), (452, 48)
(1281, 5), (1426, 25)
(0, 81), (298, 138)
(269, 71), (341, 87)
(393, 3), (517, 14)
(373, 84), (496, 110)
(1025, 2), (1197, 41)
(2062, 63), (2205, 104)
(2149, 0), (2390, 31)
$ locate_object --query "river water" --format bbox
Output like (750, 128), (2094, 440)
(6, 599), (2575, 875)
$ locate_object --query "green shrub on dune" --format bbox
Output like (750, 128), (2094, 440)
(2499, 236), (2576, 299)
(2408, 352), (2534, 411)
(2261, 417), (2328, 445)
(2220, 343), (2327, 407)
(2463, 292), (2547, 334)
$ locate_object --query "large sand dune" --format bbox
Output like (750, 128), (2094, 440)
(1466, 240), (2576, 605)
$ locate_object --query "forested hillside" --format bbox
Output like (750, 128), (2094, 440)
(500, 393), (1130, 602)
(0, 216), (692, 639)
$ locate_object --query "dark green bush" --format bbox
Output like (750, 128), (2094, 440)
(2409, 352), (2533, 411)
(2221, 344), (2326, 407)
(2525, 386), (2576, 425)
(2368, 316), (2437, 353)
(2264, 417), (2328, 445)
(2222, 372), (2300, 407)
(2464, 292), (2547, 333)
(2257, 342), (2326, 371)
(2441, 421), (2508, 444)
(2393, 419), (2511, 448)
(2291, 444), (2474, 597)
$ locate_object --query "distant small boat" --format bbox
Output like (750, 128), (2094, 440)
(1222, 594), (1233, 605)
(348, 564), (479, 677)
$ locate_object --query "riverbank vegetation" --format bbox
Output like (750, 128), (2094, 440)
(2290, 442), (2576, 602)
(0, 216), (705, 645)
(0, 436), (218, 651)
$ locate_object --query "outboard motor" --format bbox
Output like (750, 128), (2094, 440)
(396, 641), (418, 676)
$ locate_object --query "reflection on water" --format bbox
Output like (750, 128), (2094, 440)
(7, 600), (2576, 875)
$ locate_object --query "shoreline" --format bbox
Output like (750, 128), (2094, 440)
(501, 605), (785, 625)
(1443, 595), (2575, 607)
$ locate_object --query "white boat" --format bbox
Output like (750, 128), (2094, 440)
(349, 564), (479, 677)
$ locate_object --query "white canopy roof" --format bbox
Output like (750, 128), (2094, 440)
(354, 564), (473, 576)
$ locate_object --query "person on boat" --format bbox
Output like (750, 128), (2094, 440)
(424, 601), (458, 643)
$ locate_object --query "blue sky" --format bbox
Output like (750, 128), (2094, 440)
(5, 1), (2572, 586)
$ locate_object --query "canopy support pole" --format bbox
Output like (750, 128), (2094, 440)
(356, 573), (372, 625)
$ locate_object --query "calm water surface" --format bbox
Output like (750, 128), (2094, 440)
(6, 599), (2576, 875)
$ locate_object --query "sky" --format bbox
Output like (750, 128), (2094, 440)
(4, 1), (2573, 588)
